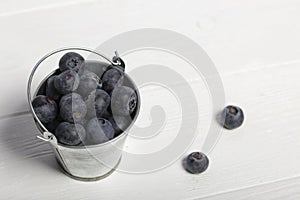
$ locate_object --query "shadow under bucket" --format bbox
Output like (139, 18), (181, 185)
(27, 48), (140, 181)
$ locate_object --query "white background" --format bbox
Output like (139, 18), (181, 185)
(0, 0), (300, 199)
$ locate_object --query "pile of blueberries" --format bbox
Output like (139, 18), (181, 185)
(32, 52), (138, 146)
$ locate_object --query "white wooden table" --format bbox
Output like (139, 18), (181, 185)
(0, 0), (300, 199)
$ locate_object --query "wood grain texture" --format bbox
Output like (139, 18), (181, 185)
(0, 0), (299, 117)
(0, 62), (299, 199)
(0, 0), (299, 199)
(198, 177), (300, 200)
(0, 0), (98, 16)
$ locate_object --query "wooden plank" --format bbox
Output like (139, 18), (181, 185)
(0, 0), (299, 117)
(0, 61), (300, 199)
(0, 0), (97, 16)
(0, 0), (299, 199)
(197, 177), (300, 200)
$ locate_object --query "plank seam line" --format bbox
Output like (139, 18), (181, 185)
(221, 59), (300, 77)
(189, 175), (300, 200)
(0, 110), (31, 120)
(0, 0), (98, 18)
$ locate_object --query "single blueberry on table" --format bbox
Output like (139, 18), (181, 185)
(111, 86), (138, 116)
(77, 72), (100, 97)
(222, 105), (244, 130)
(85, 89), (110, 119)
(59, 52), (84, 72)
(184, 152), (209, 174)
(55, 122), (86, 146)
(54, 69), (80, 94)
(59, 93), (87, 123)
(102, 68), (124, 93)
(32, 95), (58, 124)
(86, 118), (115, 145)
(45, 75), (61, 102)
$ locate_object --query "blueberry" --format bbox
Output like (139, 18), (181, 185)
(108, 115), (131, 136)
(54, 70), (80, 94)
(55, 122), (86, 146)
(101, 110), (111, 118)
(59, 52), (84, 72)
(44, 118), (61, 133)
(32, 95), (58, 123)
(81, 118), (89, 126)
(111, 86), (137, 116)
(184, 152), (209, 174)
(86, 118), (115, 145)
(45, 75), (61, 102)
(78, 60), (109, 78)
(222, 105), (244, 130)
(102, 68), (124, 93)
(77, 72), (100, 97)
(85, 89), (110, 119)
(59, 93), (87, 123)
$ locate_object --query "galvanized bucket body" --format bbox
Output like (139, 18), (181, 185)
(50, 131), (127, 180)
(28, 48), (140, 181)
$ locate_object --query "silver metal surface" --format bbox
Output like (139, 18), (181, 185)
(27, 48), (140, 181)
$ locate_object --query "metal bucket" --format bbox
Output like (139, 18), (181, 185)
(27, 48), (140, 181)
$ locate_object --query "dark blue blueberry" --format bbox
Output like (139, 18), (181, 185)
(222, 105), (244, 130)
(108, 115), (131, 136)
(59, 52), (84, 72)
(77, 117), (88, 126)
(55, 122), (86, 146)
(102, 68), (124, 93)
(184, 152), (209, 174)
(85, 89), (110, 119)
(78, 60), (109, 78)
(43, 118), (61, 133)
(101, 110), (111, 118)
(45, 75), (61, 102)
(111, 86), (137, 116)
(77, 72), (100, 97)
(59, 93), (87, 123)
(86, 118), (115, 145)
(32, 95), (58, 123)
(54, 70), (80, 94)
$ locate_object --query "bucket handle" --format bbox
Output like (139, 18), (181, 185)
(27, 47), (123, 144)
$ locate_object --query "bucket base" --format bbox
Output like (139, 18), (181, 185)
(56, 157), (122, 182)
